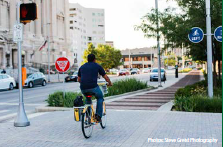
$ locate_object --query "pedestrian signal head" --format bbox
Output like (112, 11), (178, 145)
(20, 3), (37, 24)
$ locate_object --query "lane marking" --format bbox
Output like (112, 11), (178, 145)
(0, 110), (10, 114)
(0, 103), (43, 106)
(8, 112), (49, 122)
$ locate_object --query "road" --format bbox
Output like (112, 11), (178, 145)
(0, 70), (183, 122)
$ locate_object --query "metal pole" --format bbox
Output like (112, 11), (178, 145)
(14, 2), (30, 127)
(155, 0), (162, 87)
(47, 0), (50, 82)
(205, 0), (213, 98)
(63, 72), (65, 98)
(128, 49), (131, 68)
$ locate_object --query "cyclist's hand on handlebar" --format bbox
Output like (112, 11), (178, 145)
(107, 83), (113, 87)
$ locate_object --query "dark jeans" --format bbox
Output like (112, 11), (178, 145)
(81, 86), (104, 117)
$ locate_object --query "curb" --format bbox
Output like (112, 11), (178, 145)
(35, 105), (72, 112)
(35, 87), (156, 113)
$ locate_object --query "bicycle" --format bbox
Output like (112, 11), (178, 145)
(74, 82), (107, 139)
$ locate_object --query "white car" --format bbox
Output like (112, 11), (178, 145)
(150, 68), (166, 81)
(142, 68), (151, 73)
(0, 74), (16, 90)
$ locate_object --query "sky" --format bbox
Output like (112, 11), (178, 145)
(69, 0), (178, 50)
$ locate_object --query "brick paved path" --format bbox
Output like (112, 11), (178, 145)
(106, 71), (201, 110)
(0, 109), (221, 147)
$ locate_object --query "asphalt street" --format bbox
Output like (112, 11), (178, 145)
(0, 70), (183, 122)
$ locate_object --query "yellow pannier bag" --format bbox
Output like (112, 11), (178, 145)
(74, 106), (84, 122)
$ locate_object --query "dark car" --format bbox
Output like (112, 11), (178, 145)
(118, 69), (130, 76)
(24, 72), (47, 88)
(130, 68), (140, 75)
(65, 71), (78, 82)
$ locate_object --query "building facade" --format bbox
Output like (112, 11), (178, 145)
(69, 3), (105, 67)
(106, 41), (114, 48)
(0, 0), (72, 70)
(121, 47), (158, 69)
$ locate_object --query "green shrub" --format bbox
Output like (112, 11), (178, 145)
(174, 95), (222, 113)
(105, 78), (148, 97)
(175, 80), (221, 98)
(174, 79), (222, 113)
(179, 68), (192, 73)
(46, 91), (82, 108)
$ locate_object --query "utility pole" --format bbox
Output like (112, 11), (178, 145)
(155, 0), (162, 87)
(128, 49), (131, 68)
(205, 0), (213, 98)
(47, 1), (51, 82)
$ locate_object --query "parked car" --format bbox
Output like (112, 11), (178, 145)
(118, 69), (130, 76)
(142, 68), (151, 73)
(150, 68), (166, 81)
(65, 71), (78, 82)
(130, 68), (140, 75)
(109, 69), (119, 75)
(0, 74), (16, 90)
(24, 72), (47, 88)
(47, 69), (56, 74)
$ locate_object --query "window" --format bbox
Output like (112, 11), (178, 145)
(92, 13), (95, 16)
(70, 8), (76, 11)
(2, 75), (8, 79)
(98, 25), (104, 27)
(93, 31), (97, 34)
(124, 58), (129, 61)
(70, 27), (73, 30)
(0, 75), (3, 79)
(88, 37), (92, 41)
(70, 21), (73, 24)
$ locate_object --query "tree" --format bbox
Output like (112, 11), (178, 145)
(82, 43), (122, 70)
(135, 0), (222, 87)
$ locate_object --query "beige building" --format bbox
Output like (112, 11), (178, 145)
(121, 47), (158, 69)
(0, 0), (72, 70)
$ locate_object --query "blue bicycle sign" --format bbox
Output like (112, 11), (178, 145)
(214, 26), (222, 42)
(188, 27), (204, 43)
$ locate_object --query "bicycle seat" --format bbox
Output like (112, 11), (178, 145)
(84, 92), (95, 98)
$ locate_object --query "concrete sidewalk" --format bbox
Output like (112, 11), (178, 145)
(0, 70), (221, 147)
(0, 110), (221, 147)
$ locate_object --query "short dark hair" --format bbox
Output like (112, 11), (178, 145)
(87, 54), (96, 62)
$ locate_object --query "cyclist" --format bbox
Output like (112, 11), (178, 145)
(78, 54), (112, 122)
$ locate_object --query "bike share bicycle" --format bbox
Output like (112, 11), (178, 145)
(73, 80), (108, 138)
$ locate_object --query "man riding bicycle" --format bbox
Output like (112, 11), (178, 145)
(78, 54), (112, 122)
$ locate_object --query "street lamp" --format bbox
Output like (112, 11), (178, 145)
(155, 0), (162, 87)
(205, 0), (213, 98)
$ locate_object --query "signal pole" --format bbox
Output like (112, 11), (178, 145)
(205, 0), (213, 98)
(47, 0), (51, 82)
(14, 2), (30, 127)
(155, 0), (162, 87)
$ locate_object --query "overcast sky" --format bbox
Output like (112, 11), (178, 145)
(69, 0), (178, 50)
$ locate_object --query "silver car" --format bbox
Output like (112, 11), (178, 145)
(24, 72), (47, 88)
(150, 68), (166, 81)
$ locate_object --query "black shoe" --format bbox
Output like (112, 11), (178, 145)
(95, 114), (101, 122)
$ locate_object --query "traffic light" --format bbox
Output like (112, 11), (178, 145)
(20, 3), (37, 24)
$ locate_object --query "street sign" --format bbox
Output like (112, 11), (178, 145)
(188, 27), (204, 43)
(55, 57), (70, 73)
(13, 23), (23, 42)
(214, 26), (222, 42)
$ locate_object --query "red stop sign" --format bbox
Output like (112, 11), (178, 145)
(55, 57), (70, 72)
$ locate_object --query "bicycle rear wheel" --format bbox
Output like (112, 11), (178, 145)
(100, 102), (107, 129)
(81, 110), (93, 138)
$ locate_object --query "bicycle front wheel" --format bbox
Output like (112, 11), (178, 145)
(81, 110), (93, 138)
(100, 102), (107, 129)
